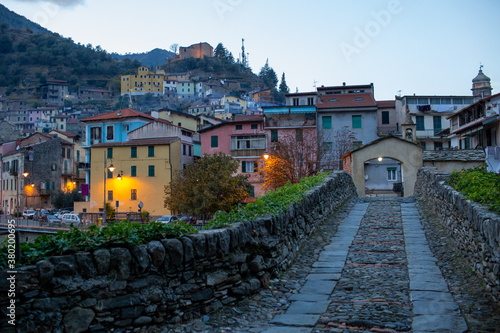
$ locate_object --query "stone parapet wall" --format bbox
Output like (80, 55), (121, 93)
(0, 171), (357, 333)
(414, 167), (500, 298)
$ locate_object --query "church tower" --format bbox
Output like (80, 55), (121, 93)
(472, 65), (492, 102)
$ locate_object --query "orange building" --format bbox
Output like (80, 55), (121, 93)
(173, 42), (213, 61)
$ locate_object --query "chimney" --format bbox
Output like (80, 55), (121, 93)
(343, 82), (346, 86)
(117, 109), (122, 116)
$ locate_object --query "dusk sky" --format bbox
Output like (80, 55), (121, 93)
(2, 0), (500, 100)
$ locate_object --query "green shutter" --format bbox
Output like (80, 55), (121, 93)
(416, 116), (425, 130)
(211, 136), (218, 147)
(148, 165), (155, 177)
(131, 146), (137, 158)
(107, 148), (113, 158)
(382, 111), (390, 124)
(131, 166), (136, 177)
(271, 130), (278, 142)
(148, 146), (154, 157)
(322, 116), (332, 129)
(352, 115), (362, 129)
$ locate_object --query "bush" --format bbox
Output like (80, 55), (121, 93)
(446, 165), (500, 214)
(205, 172), (330, 229)
(0, 220), (198, 269)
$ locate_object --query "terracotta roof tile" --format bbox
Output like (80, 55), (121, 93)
(317, 93), (377, 109)
(81, 108), (155, 122)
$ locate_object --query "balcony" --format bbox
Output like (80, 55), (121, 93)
(416, 129), (444, 138)
(230, 148), (266, 158)
(376, 126), (399, 137)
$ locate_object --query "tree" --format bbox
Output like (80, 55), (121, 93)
(279, 72), (290, 94)
(259, 59), (278, 89)
(169, 43), (179, 54)
(164, 153), (251, 221)
(320, 126), (357, 170)
(214, 43), (228, 59)
(51, 189), (83, 209)
(260, 129), (320, 190)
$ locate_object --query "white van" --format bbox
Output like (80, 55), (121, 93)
(61, 213), (81, 225)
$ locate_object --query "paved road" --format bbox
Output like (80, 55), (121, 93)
(263, 198), (467, 333)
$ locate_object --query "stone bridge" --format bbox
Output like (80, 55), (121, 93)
(1, 168), (499, 332)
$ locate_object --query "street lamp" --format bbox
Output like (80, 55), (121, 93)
(103, 151), (115, 225)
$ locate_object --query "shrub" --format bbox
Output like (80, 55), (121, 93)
(446, 165), (500, 214)
(205, 172), (329, 229)
(0, 220), (198, 269)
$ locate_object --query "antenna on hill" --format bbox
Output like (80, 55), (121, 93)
(313, 79), (317, 88)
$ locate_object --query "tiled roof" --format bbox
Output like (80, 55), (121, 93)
(91, 138), (179, 147)
(317, 93), (377, 109)
(423, 150), (486, 161)
(81, 108), (155, 122)
(377, 100), (396, 108)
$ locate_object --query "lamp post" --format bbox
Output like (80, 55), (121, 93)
(103, 150), (115, 225)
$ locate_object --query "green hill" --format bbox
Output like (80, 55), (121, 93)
(111, 48), (175, 68)
(0, 4), (51, 34)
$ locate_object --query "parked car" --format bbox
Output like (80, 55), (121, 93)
(22, 210), (36, 219)
(61, 213), (81, 225)
(46, 215), (61, 223)
(34, 209), (50, 221)
(156, 215), (179, 224)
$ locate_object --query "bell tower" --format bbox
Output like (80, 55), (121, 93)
(472, 65), (492, 102)
(401, 107), (417, 142)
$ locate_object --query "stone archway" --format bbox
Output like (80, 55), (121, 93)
(364, 157), (403, 197)
(343, 136), (423, 197)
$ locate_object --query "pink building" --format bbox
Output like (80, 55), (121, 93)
(199, 115), (267, 198)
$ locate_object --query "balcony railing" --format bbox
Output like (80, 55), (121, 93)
(230, 148), (266, 158)
(376, 126), (399, 136)
(416, 129), (444, 137)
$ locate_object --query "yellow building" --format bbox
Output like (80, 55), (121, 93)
(121, 66), (165, 96)
(84, 138), (181, 217)
(221, 95), (247, 110)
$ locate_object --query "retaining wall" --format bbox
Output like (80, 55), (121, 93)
(414, 167), (500, 299)
(0, 171), (357, 333)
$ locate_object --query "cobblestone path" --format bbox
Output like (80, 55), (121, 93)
(151, 198), (500, 333)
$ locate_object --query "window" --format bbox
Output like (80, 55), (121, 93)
(106, 125), (114, 140)
(296, 129), (303, 142)
(131, 147), (137, 158)
(354, 97), (363, 101)
(51, 163), (57, 171)
(293, 98), (299, 106)
(236, 125), (243, 130)
(433, 116), (442, 135)
(231, 136), (266, 150)
(148, 165), (155, 177)
(131, 166), (136, 177)
(352, 115), (362, 129)
(440, 98), (451, 104)
(67, 148), (70, 159)
(107, 169), (113, 179)
(307, 97), (314, 106)
(148, 146), (154, 157)
(434, 142), (443, 150)
(131, 189), (137, 201)
(407, 98), (418, 105)
(61, 147), (65, 158)
(123, 124), (129, 131)
(417, 98), (429, 104)
(242, 160), (257, 173)
(188, 146), (192, 156)
(387, 168), (397, 181)
(322, 116), (332, 129)
(416, 116), (425, 130)
(211, 136), (218, 148)
(251, 124), (258, 130)
(271, 130), (278, 142)
(430, 98), (441, 105)
(107, 148), (113, 159)
(76, 150), (80, 162)
(381, 111), (390, 124)
(108, 190), (113, 201)
(183, 144), (187, 155)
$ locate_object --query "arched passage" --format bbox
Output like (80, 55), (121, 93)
(343, 136), (423, 197)
(364, 157), (403, 197)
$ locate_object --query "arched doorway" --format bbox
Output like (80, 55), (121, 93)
(343, 136), (423, 197)
(364, 157), (403, 197)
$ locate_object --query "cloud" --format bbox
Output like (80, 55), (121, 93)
(11, 0), (85, 8)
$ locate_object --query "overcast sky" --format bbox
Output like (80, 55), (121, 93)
(2, 0), (500, 100)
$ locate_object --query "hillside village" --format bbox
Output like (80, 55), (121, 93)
(1, 35), (499, 219)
